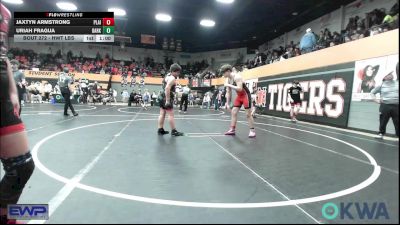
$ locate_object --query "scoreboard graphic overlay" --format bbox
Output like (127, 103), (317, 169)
(14, 12), (114, 43)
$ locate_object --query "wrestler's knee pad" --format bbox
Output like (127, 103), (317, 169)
(0, 152), (35, 208)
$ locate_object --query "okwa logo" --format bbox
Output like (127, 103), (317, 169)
(322, 202), (390, 220)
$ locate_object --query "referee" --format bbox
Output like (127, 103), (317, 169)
(58, 67), (78, 116)
(179, 85), (190, 113)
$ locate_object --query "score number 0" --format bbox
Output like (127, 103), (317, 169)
(102, 18), (114, 26)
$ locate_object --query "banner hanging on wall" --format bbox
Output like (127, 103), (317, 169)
(256, 64), (354, 127)
(352, 54), (399, 101)
(24, 70), (111, 82)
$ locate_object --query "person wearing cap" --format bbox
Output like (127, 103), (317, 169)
(370, 69), (399, 139)
(220, 64), (256, 138)
(288, 80), (303, 122)
(58, 67), (78, 116)
(157, 63), (184, 136)
(10, 59), (26, 115)
(300, 28), (317, 54)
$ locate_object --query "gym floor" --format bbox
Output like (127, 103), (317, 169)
(4, 103), (399, 224)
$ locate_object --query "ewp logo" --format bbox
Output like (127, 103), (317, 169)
(322, 202), (389, 220)
(8, 204), (49, 220)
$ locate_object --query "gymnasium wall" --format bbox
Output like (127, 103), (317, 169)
(241, 29), (399, 134)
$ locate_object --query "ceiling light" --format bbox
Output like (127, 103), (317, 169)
(2, 0), (23, 4)
(292, 12), (298, 16)
(216, 0), (234, 4)
(108, 8), (126, 17)
(155, 13), (172, 22)
(56, 2), (77, 11)
(200, 19), (215, 27)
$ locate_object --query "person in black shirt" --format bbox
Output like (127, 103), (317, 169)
(220, 87), (227, 109)
(288, 80), (303, 122)
(128, 91), (136, 107)
(58, 67), (78, 116)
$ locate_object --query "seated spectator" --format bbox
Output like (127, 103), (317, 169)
(381, 23), (391, 32)
(30, 86), (42, 103)
(44, 81), (52, 102)
(53, 84), (61, 94)
(383, 13), (395, 24)
(323, 29), (333, 48)
(349, 29), (359, 41)
(346, 17), (357, 34)
(328, 32), (339, 46)
(382, 8), (398, 30)
(102, 92), (112, 105)
(128, 91), (137, 107)
(355, 25), (368, 39)
(121, 90), (130, 103)
(202, 94), (211, 109)
(294, 48), (301, 57)
(317, 30), (325, 46)
(367, 8), (386, 28)
(271, 51), (280, 63)
(280, 53), (288, 61)
(254, 50), (263, 67)
(300, 28), (317, 54)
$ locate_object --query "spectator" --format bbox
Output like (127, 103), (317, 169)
(330, 32), (342, 46)
(202, 94), (211, 109)
(30, 86), (42, 103)
(189, 92), (195, 107)
(322, 29), (333, 48)
(346, 17), (357, 33)
(215, 89), (222, 111)
(112, 88), (118, 104)
(382, 7), (398, 30)
(135, 90), (142, 106)
(294, 48), (301, 57)
(128, 90), (136, 107)
(220, 87), (227, 108)
(390, 2), (399, 16)
(142, 89), (150, 110)
(54, 84), (61, 94)
(44, 81), (52, 102)
(151, 91), (157, 106)
(212, 87), (219, 110)
(254, 50), (263, 67)
(121, 89), (129, 103)
(300, 28), (317, 54)
(272, 50), (280, 63)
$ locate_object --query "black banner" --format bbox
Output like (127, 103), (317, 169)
(14, 12), (113, 18)
(256, 63), (354, 127)
(14, 19), (106, 26)
(14, 26), (104, 34)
